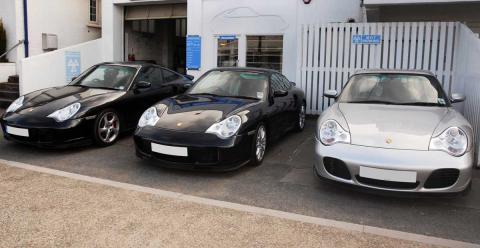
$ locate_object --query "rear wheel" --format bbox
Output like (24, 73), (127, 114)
(249, 124), (267, 166)
(294, 102), (306, 132)
(93, 109), (121, 147)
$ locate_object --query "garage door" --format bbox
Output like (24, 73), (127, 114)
(125, 4), (187, 20)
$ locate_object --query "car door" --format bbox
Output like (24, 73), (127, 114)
(279, 74), (298, 127)
(267, 73), (290, 139)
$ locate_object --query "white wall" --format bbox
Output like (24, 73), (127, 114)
(26, 0), (101, 57)
(20, 39), (103, 94)
(0, 0), (19, 63)
(365, 0), (480, 4)
(186, 0), (363, 81)
(0, 63), (16, 82)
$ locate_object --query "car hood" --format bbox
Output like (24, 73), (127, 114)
(17, 86), (123, 117)
(338, 103), (449, 150)
(155, 94), (259, 132)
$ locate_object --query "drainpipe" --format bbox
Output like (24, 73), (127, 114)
(23, 0), (29, 58)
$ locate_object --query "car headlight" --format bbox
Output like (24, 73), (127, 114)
(429, 127), (468, 157)
(47, 103), (81, 122)
(138, 106), (160, 128)
(6, 96), (24, 113)
(318, 119), (351, 146)
(206, 115), (242, 139)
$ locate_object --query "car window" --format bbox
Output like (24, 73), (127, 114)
(72, 65), (137, 91)
(135, 67), (154, 83)
(188, 70), (268, 100)
(163, 69), (182, 83)
(270, 74), (284, 92)
(279, 74), (291, 90)
(338, 74), (449, 106)
(149, 68), (164, 88)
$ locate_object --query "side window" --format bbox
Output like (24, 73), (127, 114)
(135, 67), (154, 83)
(270, 74), (283, 92)
(149, 68), (164, 88)
(163, 69), (181, 83)
(280, 75), (291, 90)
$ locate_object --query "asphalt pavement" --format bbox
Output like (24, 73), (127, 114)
(0, 118), (479, 244)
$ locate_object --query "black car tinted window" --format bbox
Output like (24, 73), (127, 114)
(163, 69), (182, 83)
(271, 74), (284, 91)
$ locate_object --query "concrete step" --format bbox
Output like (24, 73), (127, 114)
(0, 97), (13, 109)
(8, 75), (19, 84)
(0, 82), (19, 91)
(0, 90), (19, 99)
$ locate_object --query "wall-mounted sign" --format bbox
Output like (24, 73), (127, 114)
(352, 35), (382, 45)
(65, 51), (81, 82)
(218, 35), (238, 41)
(186, 35), (201, 70)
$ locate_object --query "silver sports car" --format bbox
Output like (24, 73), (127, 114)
(314, 69), (476, 194)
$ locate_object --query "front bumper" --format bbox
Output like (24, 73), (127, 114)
(1, 113), (94, 148)
(134, 126), (254, 171)
(314, 139), (473, 193)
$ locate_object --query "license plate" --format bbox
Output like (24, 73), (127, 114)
(151, 142), (188, 157)
(6, 126), (29, 137)
(359, 166), (417, 183)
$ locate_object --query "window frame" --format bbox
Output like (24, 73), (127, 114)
(89, 0), (101, 27)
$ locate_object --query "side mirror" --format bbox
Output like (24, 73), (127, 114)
(324, 89), (339, 99)
(185, 75), (195, 81)
(290, 81), (296, 87)
(451, 93), (465, 103)
(274, 90), (288, 97)
(71, 76), (78, 81)
(135, 81), (151, 89)
(183, 83), (193, 89)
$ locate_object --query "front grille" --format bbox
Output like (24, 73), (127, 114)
(356, 176), (420, 189)
(424, 169), (460, 189)
(323, 157), (351, 180)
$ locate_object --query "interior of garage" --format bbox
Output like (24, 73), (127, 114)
(124, 4), (187, 74)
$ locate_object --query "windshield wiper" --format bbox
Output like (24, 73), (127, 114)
(396, 102), (443, 106)
(346, 100), (398, 105)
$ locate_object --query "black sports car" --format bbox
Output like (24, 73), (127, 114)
(1, 62), (194, 147)
(134, 68), (306, 170)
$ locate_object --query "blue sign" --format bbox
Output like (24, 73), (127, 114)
(352, 35), (382, 45)
(218, 35), (237, 41)
(65, 51), (81, 82)
(186, 35), (201, 70)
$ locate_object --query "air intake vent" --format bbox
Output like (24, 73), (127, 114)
(424, 169), (460, 189)
(323, 157), (351, 180)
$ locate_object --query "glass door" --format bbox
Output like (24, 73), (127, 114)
(217, 37), (239, 67)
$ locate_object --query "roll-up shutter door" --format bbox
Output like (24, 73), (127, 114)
(125, 4), (187, 20)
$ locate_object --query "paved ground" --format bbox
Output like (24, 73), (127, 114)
(0, 164), (438, 248)
(0, 119), (479, 244)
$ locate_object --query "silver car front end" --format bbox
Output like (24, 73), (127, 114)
(314, 141), (473, 193)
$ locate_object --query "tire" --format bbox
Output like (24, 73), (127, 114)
(93, 109), (121, 147)
(249, 124), (267, 166)
(294, 102), (306, 132)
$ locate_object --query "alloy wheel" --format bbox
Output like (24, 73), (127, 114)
(299, 104), (306, 129)
(98, 112), (120, 144)
(256, 126), (267, 161)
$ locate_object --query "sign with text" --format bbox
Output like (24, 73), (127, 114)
(352, 35), (382, 45)
(218, 35), (237, 41)
(65, 51), (81, 82)
(186, 35), (201, 70)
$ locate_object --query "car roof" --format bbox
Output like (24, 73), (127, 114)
(100, 61), (155, 69)
(211, 67), (280, 74)
(353, 68), (435, 76)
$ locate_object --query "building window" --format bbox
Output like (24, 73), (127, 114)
(217, 39), (238, 67)
(90, 0), (97, 22)
(247, 35), (283, 72)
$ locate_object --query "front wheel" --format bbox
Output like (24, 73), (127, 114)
(294, 102), (306, 132)
(249, 124), (267, 166)
(93, 109), (121, 147)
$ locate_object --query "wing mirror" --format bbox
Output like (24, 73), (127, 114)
(324, 90), (339, 99)
(183, 83), (193, 89)
(185, 74), (195, 81)
(273, 90), (288, 97)
(290, 81), (296, 87)
(451, 93), (465, 103)
(135, 81), (151, 89)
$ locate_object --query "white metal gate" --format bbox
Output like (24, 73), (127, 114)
(296, 22), (458, 114)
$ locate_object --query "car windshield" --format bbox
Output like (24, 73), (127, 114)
(188, 70), (268, 100)
(338, 74), (449, 106)
(71, 65), (138, 90)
